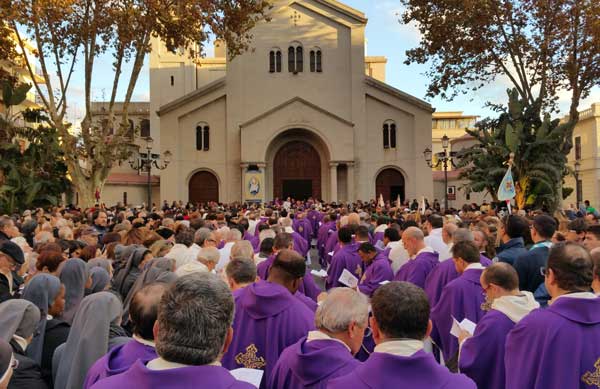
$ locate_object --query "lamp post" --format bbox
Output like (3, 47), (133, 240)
(128, 136), (171, 211)
(424, 134), (457, 211)
(574, 159), (581, 210)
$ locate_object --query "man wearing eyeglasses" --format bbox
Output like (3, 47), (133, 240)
(505, 242), (600, 389)
(0, 241), (25, 303)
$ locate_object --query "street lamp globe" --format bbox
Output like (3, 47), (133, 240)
(442, 134), (449, 149)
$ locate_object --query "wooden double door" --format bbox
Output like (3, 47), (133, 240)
(273, 141), (321, 200)
(189, 171), (219, 205)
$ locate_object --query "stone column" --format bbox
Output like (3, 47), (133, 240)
(347, 162), (355, 202)
(330, 162), (338, 203)
(240, 163), (248, 202)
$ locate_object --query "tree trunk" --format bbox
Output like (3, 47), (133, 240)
(515, 176), (529, 210)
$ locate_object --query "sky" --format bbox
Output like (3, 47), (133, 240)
(62, 0), (599, 124)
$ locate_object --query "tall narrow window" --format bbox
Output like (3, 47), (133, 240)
(390, 123), (397, 148)
(127, 119), (134, 138)
(575, 136), (581, 160)
(296, 46), (303, 72)
(288, 46), (295, 73)
(275, 51), (282, 72)
(203, 126), (210, 151)
(316, 50), (322, 72)
(383, 124), (389, 149)
(310, 50), (315, 72)
(196, 126), (203, 150)
(269, 51), (275, 73)
(170, 76), (174, 86)
(140, 119), (150, 138)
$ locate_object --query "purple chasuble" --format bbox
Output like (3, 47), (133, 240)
(327, 350), (476, 389)
(317, 223), (335, 266)
(324, 233), (339, 264)
(221, 280), (315, 389)
(291, 232), (309, 257)
(372, 231), (385, 245)
(505, 296), (600, 389)
(430, 268), (486, 362)
(393, 251), (439, 288)
(84, 339), (157, 388)
(358, 252), (393, 297)
(307, 211), (322, 239)
(243, 231), (260, 252)
(89, 359), (254, 389)
(459, 309), (515, 389)
(268, 337), (359, 389)
(253, 217), (269, 236)
(326, 243), (363, 290)
(256, 254), (321, 302)
(425, 254), (491, 307)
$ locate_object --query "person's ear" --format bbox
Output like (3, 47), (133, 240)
(547, 268), (557, 286)
(222, 327), (234, 355)
(153, 321), (159, 341)
(425, 319), (433, 339)
(370, 316), (382, 344)
(255, 276), (260, 283)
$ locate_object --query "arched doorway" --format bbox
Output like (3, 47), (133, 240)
(376, 168), (405, 203)
(189, 171), (219, 205)
(274, 141), (321, 200)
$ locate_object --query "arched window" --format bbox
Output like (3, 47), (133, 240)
(140, 119), (150, 138)
(295, 46), (303, 72)
(310, 48), (322, 72)
(383, 123), (390, 149)
(196, 123), (210, 151)
(288, 42), (303, 74)
(288, 46), (296, 73)
(383, 120), (397, 149)
(269, 48), (282, 73)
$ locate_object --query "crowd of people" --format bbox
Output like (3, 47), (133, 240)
(0, 197), (599, 389)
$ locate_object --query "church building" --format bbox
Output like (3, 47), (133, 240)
(151, 0), (434, 204)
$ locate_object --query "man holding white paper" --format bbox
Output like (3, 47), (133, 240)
(326, 227), (362, 290)
(430, 241), (487, 364)
(458, 263), (538, 389)
(357, 243), (393, 297)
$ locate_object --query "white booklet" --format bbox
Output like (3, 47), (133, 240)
(311, 269), (328, 278)
(338, 268), (359, 288)
(450, 316), (477, 338)
(230, 368), (264, 388)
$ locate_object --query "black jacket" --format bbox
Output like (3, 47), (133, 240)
(0, 272), (14, 303)
(514, 245), (551, 293)
(41, 320), (70, 388)
(8, 339), (48, 389)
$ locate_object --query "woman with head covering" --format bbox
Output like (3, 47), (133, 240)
(111, 245), (138, 276)
(86, 259), (112, 277)
(58, 259), (91, 325)
(22, 274), (69, 388)
(111, 247), (152, 299)
(0, 338), (15, 389)
(0, 300), (46, 389)
(85, 268), (110, 295)
(120, 258), (176, 330)
(53, 292), (127, 389)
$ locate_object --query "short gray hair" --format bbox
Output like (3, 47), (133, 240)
(156, 273), (234, 365)
(226, 229), (242, 242)
(453, 228), (474, 244)
(315, 288), (369, 333)
(194, 228), (213, 246)
(259, 229), (276, 243)
(197, 247), (220, 265)
(230, 241), (254, 260)
(34, 231), (54, 246)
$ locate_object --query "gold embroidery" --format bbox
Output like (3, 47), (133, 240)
(235, 344), (266, 369)
(582, 358), (600, 387)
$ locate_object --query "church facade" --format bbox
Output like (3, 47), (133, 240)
(151, 0), (434, 204)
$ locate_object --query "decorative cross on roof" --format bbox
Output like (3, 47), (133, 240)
(290, 10), (301, 26)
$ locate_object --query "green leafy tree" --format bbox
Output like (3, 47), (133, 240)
(458, 89), (570, 211)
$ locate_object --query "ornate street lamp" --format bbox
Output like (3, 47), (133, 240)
(423, 134), (457, 211)
(129, 136), (171, 210)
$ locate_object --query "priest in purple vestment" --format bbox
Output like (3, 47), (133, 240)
(84, 283), (167, 388)
(505, 242), (600, 389)
(326, 227), (363, 290)
(458, 263), (539, 389)
(268, 288), (368, 389)
(222, 249), (315, 389)
(328, 282), (476, 388)
(394, 227), (439, 288)
(281, 217), (309, 257)
(256, 233), (321, 301)
(430, 240), (487, 363)
(357, 242), (393, 297)
(225, 258), (258, 301)
(90, 273), (253, 389)
(425, 229), (492, 308)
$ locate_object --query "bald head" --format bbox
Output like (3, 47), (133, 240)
(268, 249), (306, 293)
(130, 283), (168, 340)
(547, 242), (593, 294)
(402, 227), (425, 257)
(347, 213), (360, 226)
(403, 227), (424, 241)
(274, 232), (293, 251)
(230, 240), (253, 260)
(443, 223), (458, 244)
(482, 263), (519, 292)
(197, 247), (220, 271)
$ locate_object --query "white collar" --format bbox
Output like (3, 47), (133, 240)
(412, 246), (435, 259)
(12, 335), (28, 351)
(306, 330), (351, 352)
(429, 228), (442, 236)
(374, 339), (423, 357)
(46, 314), (53, 320)
(133, 334), (156, 348)
(284, 226), (295, 234)
(386, 241), (400, 249)
(375, 224), (388, 233)
(147, 356), (221, 370)
(491, 292), (540, 323)
(465, 263), (485, 271)
(551, 292), (598, 304)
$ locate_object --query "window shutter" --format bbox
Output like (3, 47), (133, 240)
(296, 46), (303, 72)
(196, 126), (203, 150)
(310, 50), (315, 72)
(203, 126), (210, 151)
(316, 50), (322, 72)
(288, 47), (295, 73)
(390, 124), (396, 148)
(383, 124), (389, 149)
(276, 51), (282, 72)
(269, 51), (275, 73)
